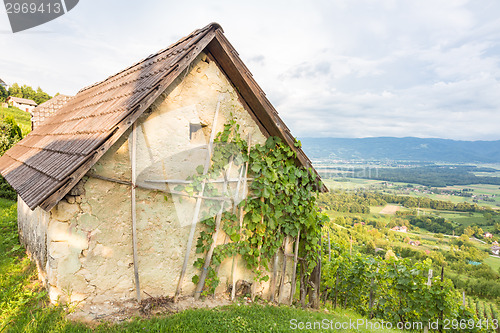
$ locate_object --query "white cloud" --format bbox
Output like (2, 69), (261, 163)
(1, 0), (499, 140)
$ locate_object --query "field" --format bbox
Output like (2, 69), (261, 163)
(324, 177), (500, 209)
(0, 198), (398, 332)
(0, 105), (32, 135)
(484, 256), (500, 272)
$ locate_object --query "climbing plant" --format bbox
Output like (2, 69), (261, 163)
(175, 118), (327, 297)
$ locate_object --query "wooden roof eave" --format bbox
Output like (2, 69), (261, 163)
(206, 30), (327, 193)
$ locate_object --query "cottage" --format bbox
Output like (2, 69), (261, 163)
(31, 94), (73, 129)
(0, 23), (325, 315)
(6, 96), (37, 114)
(484, 232), (493, 239)
(0, 77), (7, 88)
(390, 226), (407, 233)
(491, 246), (500, 256)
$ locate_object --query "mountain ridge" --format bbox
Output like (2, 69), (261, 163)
(300, 137), (500, 163)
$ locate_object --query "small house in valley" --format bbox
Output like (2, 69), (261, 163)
(390, 226), (407, 233)
(0, 77), (7, 89)
(6, 96), (37, 114)
(0, 23), (325, 316)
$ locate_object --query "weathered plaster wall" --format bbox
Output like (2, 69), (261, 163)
(39, 51), (293, 311)
(17, 195), (50, 284)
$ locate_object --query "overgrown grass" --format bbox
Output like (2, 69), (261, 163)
(0, 198), (399, 332)
(0, 106), (31, 135)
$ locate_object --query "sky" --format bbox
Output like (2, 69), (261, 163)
(1, 0), (500, 141)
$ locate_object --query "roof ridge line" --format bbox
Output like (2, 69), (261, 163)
(77, 23), (218, 94)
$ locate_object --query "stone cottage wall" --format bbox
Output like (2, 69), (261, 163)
(20, 51), (295, 313)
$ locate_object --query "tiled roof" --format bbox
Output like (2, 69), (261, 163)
(8, 96), (37, 106)
(0, 23), (325, 211)
(32, 94), (73, 129)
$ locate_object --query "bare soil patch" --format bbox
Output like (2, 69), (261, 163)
(379, 205), (400, 215)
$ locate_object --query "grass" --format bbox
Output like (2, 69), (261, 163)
(484, 256), (500, 273)
(0, 198), (398, 332)
(0, 106), (31, 136)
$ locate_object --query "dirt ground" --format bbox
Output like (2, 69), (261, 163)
(67, 294), (234, 324)
(379, 204), (400, 215)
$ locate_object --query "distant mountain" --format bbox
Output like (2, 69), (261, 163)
(300, 137), (500, 163)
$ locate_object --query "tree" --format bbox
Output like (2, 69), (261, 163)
(21, 85), (36, 101)
(6, 82), (51, 104)
(464, 226), (475, 238)
(0, 117), (22, 200)
(0, 85), (7, 102)
(34, 87), (51, 104)
(8, 83), (22, 98)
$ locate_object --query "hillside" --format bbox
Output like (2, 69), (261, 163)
(0, 106), (31, 135)
(301, 137), (500, 163)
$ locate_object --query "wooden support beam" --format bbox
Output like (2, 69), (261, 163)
(194, 163), (232, 298)
(288, 229), (301, 305)
(278, 237), (288, 304)
(131, 122), (141, 302)
(231, 134), (251, 301)
(145, 178), (253, 184)
(174, 93), (223, 301)
(87, 173), (232, 201)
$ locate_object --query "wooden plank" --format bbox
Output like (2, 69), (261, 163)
(269, 252), (279, 303)
(288, 229), (301, 304)
(231, 134), (251, 301)
(144, 177), (253, 184)
(328, 231), (331, 262)
(174, 93), (223, 301)
(131, 122), (141, 302)
(86, 173), (233, 202)
(251, 196), (264, 302)
(278, 237), (288, 304)
(424, 269), (433, 333)
(194, 163), (232, 299)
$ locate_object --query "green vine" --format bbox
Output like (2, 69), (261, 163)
(177, 118), (327, 296)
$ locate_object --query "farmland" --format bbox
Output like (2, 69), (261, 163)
(319, 184), (500, 311)
(324, 176), (500, 209)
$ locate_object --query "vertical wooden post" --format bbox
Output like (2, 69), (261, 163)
(250, 196), (264, 301)
(489, 304), (500, 333)
(194, 166), (232, 299)
(333, 269), (339, 309)
(424, 269), (433, 333)
(175, 94), (223, 301)
(299, 262), (306, 308)
(462, 291), (466, 307)
(440, 266), (444, 332)
(269, 251), (279, 302)
(131, 122), (141, 302)
(349, 235), (352, 257)
(288, 229), (301, 305)
(278, 237), (288, 304)
(230, 134), (251, 301)
(369, 267), (379, 319)
(328, 230), (331, 262)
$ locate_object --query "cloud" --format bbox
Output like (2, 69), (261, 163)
(1, 0), (500, 140)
